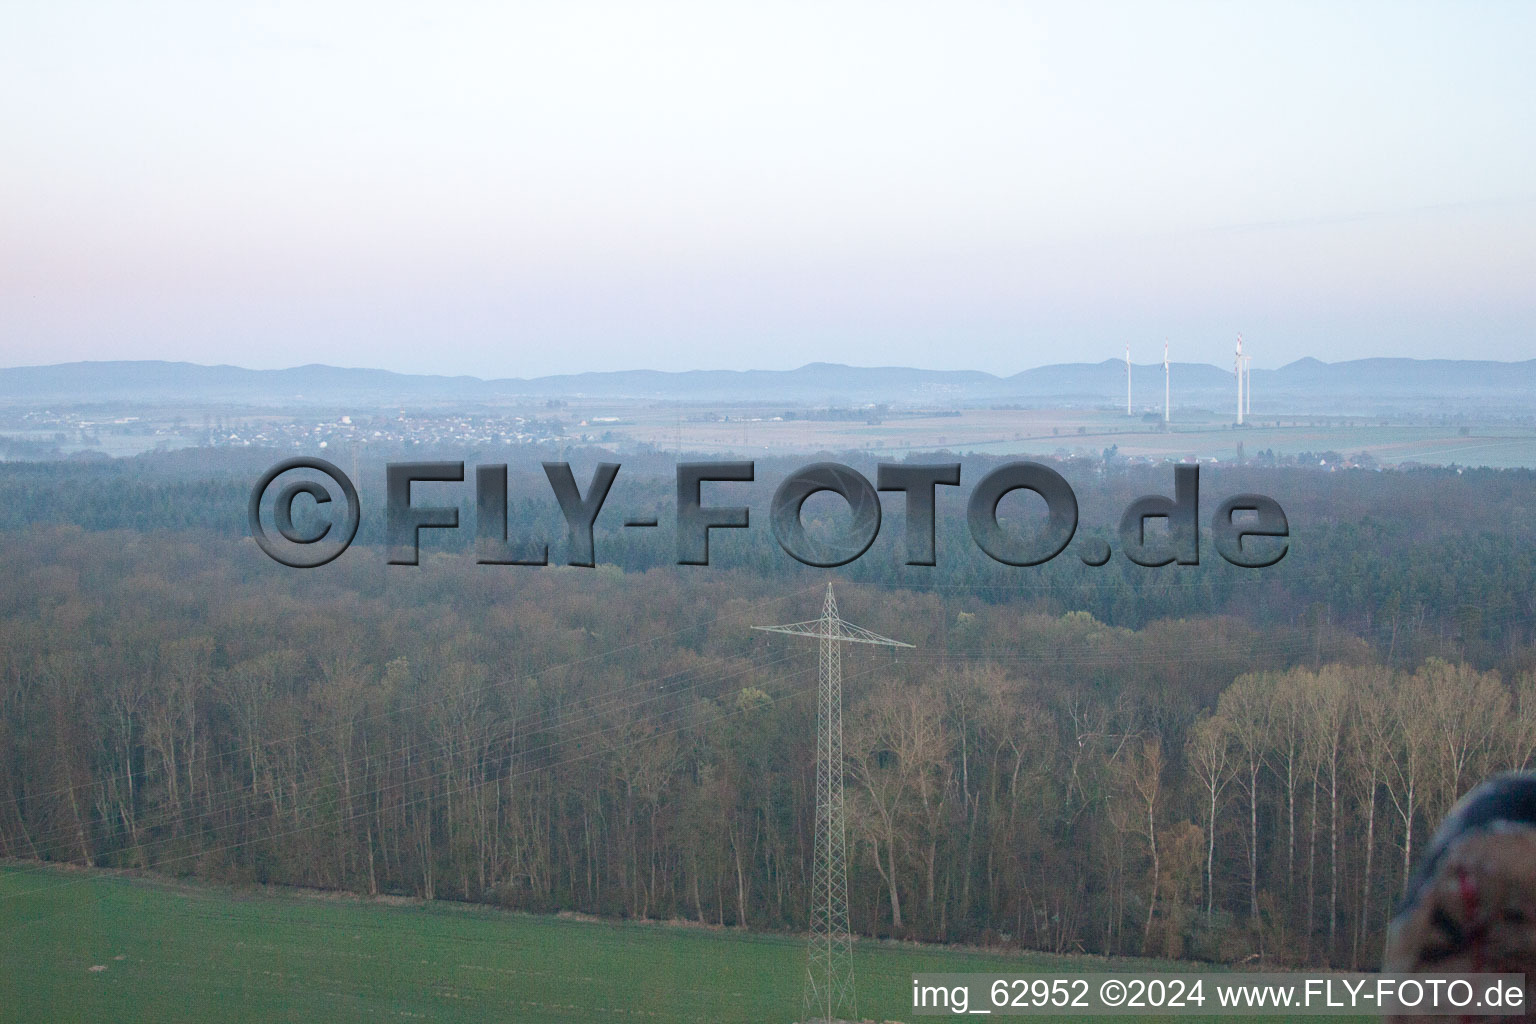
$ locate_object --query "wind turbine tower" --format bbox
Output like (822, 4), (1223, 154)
(1235, 334), (1245, 425)
(1163, 340), (1170, 423)
(1125, 344), (1132, 416)
(1244, 343), (1253, 418)
(755, 584), (912, 1024)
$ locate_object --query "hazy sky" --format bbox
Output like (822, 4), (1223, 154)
(3, 2), (1533, 377)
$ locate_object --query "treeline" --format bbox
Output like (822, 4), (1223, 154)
(2, 526), (1534, 965)
(1, 452), (1533, 664)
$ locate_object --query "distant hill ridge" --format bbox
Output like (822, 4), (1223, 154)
(2, 356), (1533, 412)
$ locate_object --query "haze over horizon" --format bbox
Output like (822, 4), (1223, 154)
(5, 350), (1536, 380)
(4, 2), (1533, 378)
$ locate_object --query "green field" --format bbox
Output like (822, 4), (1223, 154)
(0, 863), (1367, 1023)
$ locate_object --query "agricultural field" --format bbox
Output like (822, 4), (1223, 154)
(0, 864), (1364, 1023)
(598, 404), (1536, 468)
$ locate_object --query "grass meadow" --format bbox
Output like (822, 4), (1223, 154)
(0, 863), (1370, 1023)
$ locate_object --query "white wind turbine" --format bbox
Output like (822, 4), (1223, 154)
(1125, 344), (1132, 416)
(1163, 339), (1170, 423)
(1235, 334), (1245, 425)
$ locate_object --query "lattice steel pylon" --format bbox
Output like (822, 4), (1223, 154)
(756, 583), (913, 1024)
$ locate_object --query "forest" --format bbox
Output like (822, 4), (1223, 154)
(1, 452), (1534, 967)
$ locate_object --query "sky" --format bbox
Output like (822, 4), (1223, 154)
(3, 1), (1533, 378)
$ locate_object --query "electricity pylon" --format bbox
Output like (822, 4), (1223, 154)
(756, 583), (912, 1024)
